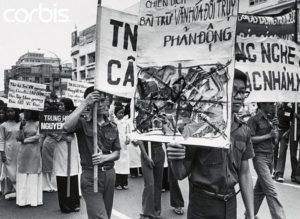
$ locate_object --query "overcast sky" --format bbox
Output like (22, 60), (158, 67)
(0, 0), (139, 91)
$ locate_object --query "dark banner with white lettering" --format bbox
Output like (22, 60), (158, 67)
(237, 9), (296, 41)
(39, 112), (70, 133)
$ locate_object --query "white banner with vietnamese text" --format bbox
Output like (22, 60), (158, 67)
(8, 80), (46, 111)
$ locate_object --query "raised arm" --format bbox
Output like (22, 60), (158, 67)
(24, 123), (40, 143)
(63, 91), (101, 132)
(247, 117), (275, 144)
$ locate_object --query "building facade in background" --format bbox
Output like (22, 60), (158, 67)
(4, 52), (72, 97)
(71, 25), (96, 83)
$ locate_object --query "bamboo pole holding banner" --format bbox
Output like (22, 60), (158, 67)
(295, 105), (298, 141)
(93, 0), (103, 193)
(93, 103), (98, 192)
(67, 141), (71, 197)
(294, 0), (298, 141)
(147, 142), (152, 160)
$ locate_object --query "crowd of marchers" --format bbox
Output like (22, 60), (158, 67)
(1, 71), (300, 219)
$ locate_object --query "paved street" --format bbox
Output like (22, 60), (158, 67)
(1, 151), (300, 219)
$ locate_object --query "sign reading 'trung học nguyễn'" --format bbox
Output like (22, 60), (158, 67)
(39, 111), (71, 133)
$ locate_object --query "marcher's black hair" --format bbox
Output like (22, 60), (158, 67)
(0, 105), (6, 123)
(24, 110), (39, 121)
(59, 98), (75, 112)
(124, 103), (130, 118)
(7, 107), (20, 123)
(84, 86), (95, 98)
(114, 101), (123, 108)
(257, 103), (262, 109)
(83, 86), (109, 98)
(0, 100), (5, 107)
(45, 100), (58, 111)
(234, 69), (248, 86)
(114, 105), (124, 116)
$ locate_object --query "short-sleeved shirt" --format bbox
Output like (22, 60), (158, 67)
(247, 109), (273, 154)
(186, 115), (254, 194)
(74, 117), (121, 169)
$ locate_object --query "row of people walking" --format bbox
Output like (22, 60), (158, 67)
(0, 98), (81, 212)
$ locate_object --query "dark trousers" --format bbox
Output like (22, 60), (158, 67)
(274, 130), (289, 177)
(162, 167), (169, 191)
(130, 167), (142, 177)
(81, 168), (115, 219)
(168, 162), (184, 208)
(289, 126), (300, 177)
(56, 175), (80, 213)
(115, 174), (128, 187)
(141, 146), (165, 218)
(187, 187), (236, 219)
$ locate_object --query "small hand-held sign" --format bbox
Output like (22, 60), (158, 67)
(39, 111), (72, 197)
(39, 112), (70, 133)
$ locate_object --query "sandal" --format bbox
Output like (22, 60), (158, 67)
(173, 207), (184, 215)
(115, 185), (123, 190)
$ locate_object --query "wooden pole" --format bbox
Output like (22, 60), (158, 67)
(92, 0), (102, 193)
(66, 141), (71, 197)
(147, 141), (152, 160)
(295, 104), (298, 141)
(274, 103), (279, 145)
(294, 1), (298, 141)
(93, 103), (98, 193)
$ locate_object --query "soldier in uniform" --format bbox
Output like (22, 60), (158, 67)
(64, 87), (121, 219)
(167, 69), (255, 219)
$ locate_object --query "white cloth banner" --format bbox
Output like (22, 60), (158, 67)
(94, 7), (138, 98)
(137, 0), (238, 66)
(236, 36), (300, 103)
(8, 80), (46, 111)
(65, 80), (92, 107)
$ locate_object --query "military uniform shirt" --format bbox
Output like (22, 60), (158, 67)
(186, 115), (254, 194)
(247, 109), (273, 154)
(75, 117), (121, 168)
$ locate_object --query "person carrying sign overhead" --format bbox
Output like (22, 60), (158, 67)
(63, 86), (121, 219)
(167, 69), (255, 219)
